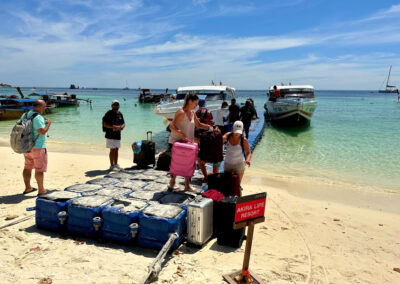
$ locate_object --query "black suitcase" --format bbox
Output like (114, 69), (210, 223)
(215, 196), (245, 248)
(156, 149), (171, 171)
(207, 173), (241, 197)
(199, 130), (223, 163)
(134, 131), (156, 168)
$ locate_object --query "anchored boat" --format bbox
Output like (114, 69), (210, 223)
(154, 85), (235, 124)
(379, 66), (398, 93)
(264, 85), (317, 126)
(0, 85), (56, 120)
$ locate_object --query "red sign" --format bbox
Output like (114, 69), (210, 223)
(234, 192), (266, 223)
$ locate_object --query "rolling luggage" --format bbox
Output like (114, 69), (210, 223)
(187, 196), (214, 246)
(215, 196), (245, 248)
(156, 149), (171, 171)
(207, 172), (241, 197)
(199, 130), (223, 163)
(170, 141), (198, 178)
(134, 131), (156, 168)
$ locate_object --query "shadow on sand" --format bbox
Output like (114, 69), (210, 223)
(23, 224), (166, 259)
(84, 169), (110, 177)
(0, 193), (37, 205)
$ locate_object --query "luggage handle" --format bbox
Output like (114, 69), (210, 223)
(147, 131), (152, 141)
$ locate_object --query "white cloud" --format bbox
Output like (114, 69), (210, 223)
(0, 2), (400, 89)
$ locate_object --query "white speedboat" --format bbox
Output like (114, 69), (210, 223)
(154, 85), (235, 124)
(264, 85), (317, 125)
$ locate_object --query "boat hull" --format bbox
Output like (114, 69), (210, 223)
(378, 89), (398, 93)
(0, 109), (29, 120)
(264, 98), (317, 126)
(0, 106), (56, 120)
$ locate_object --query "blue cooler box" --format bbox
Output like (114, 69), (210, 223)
(36, 191), (81, 232)
(101, 198), (148, 243)
(138, 204), (187, 250)
(67, 195), (113, 238)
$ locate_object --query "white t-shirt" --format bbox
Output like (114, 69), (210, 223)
(214, 108), (227, 126)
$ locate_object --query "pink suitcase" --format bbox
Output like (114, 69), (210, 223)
(170, 141), (198, 178)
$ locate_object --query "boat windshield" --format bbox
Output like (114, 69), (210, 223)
(176, 89), (234, 101)
(269, 88), (314, 98)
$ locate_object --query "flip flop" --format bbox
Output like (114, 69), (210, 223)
(168, 185), (184, 192)
(23, 188), (37, 195)
(37, 192), (47, 196)
(185, 187), (201, 194)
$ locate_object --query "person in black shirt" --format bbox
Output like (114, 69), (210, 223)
(228, 98), (240, 123)
(103, 100), (125, 170)
(240, 100), (256, 138)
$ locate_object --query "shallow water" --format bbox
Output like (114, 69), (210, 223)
(1, 87), (399, 192)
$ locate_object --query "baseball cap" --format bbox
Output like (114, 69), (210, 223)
(232, 121), (243, 134)
(112, 100), (119, 105)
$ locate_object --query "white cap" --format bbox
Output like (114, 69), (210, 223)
(112, 100), (119, 105)
(232, 121), (243, 134)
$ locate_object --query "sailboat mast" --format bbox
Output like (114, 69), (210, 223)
(386, 65), (392, 88)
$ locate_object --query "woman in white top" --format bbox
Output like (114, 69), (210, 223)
(169, 93), (212, 192)
(214, 101), (228, 134)
(223, 121), (252, 186)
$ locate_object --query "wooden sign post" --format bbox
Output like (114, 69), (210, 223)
(223, 192), (267, 284)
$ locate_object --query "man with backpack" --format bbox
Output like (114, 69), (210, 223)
(103, 100), (125, 170)
(20, 100), (51, 195)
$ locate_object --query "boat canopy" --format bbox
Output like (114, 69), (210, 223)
(269, 85), (314, 91)
(268, 85), (314, 98)
(176, 85), (235, 100)
(6, 98), (36, 102)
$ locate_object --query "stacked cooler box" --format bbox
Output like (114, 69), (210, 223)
(138, 203), (187, 250)
(67, 195), (113, 238)
(36, 191), (81, 232)
(101, 198), (148, 243)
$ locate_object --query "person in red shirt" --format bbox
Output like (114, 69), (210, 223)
(273, 85), (280, 98)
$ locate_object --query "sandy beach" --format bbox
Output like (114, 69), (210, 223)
(1, 145), (400, 284)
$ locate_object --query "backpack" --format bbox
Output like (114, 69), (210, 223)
(10, 112), (40, 153)
(196, 108), (212, 125)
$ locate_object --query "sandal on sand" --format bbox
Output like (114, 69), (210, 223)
(168, 185), (184, 192)
(23, 188), (37, 195)
(185, 187), (201, 194)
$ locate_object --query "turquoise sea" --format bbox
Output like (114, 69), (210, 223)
(1, 87), (399, 192)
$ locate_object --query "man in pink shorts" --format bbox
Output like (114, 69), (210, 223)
(21, 100), (51, 195)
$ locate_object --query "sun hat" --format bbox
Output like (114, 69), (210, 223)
(112, 100), (119, 105)
(232, 121), (243, 134)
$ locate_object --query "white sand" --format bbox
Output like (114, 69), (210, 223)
(1, 146), (399, 283)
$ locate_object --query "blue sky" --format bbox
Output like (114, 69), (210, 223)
(0, 0), (399, 90)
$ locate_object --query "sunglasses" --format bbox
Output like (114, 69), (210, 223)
(112, 103), (119, 106)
